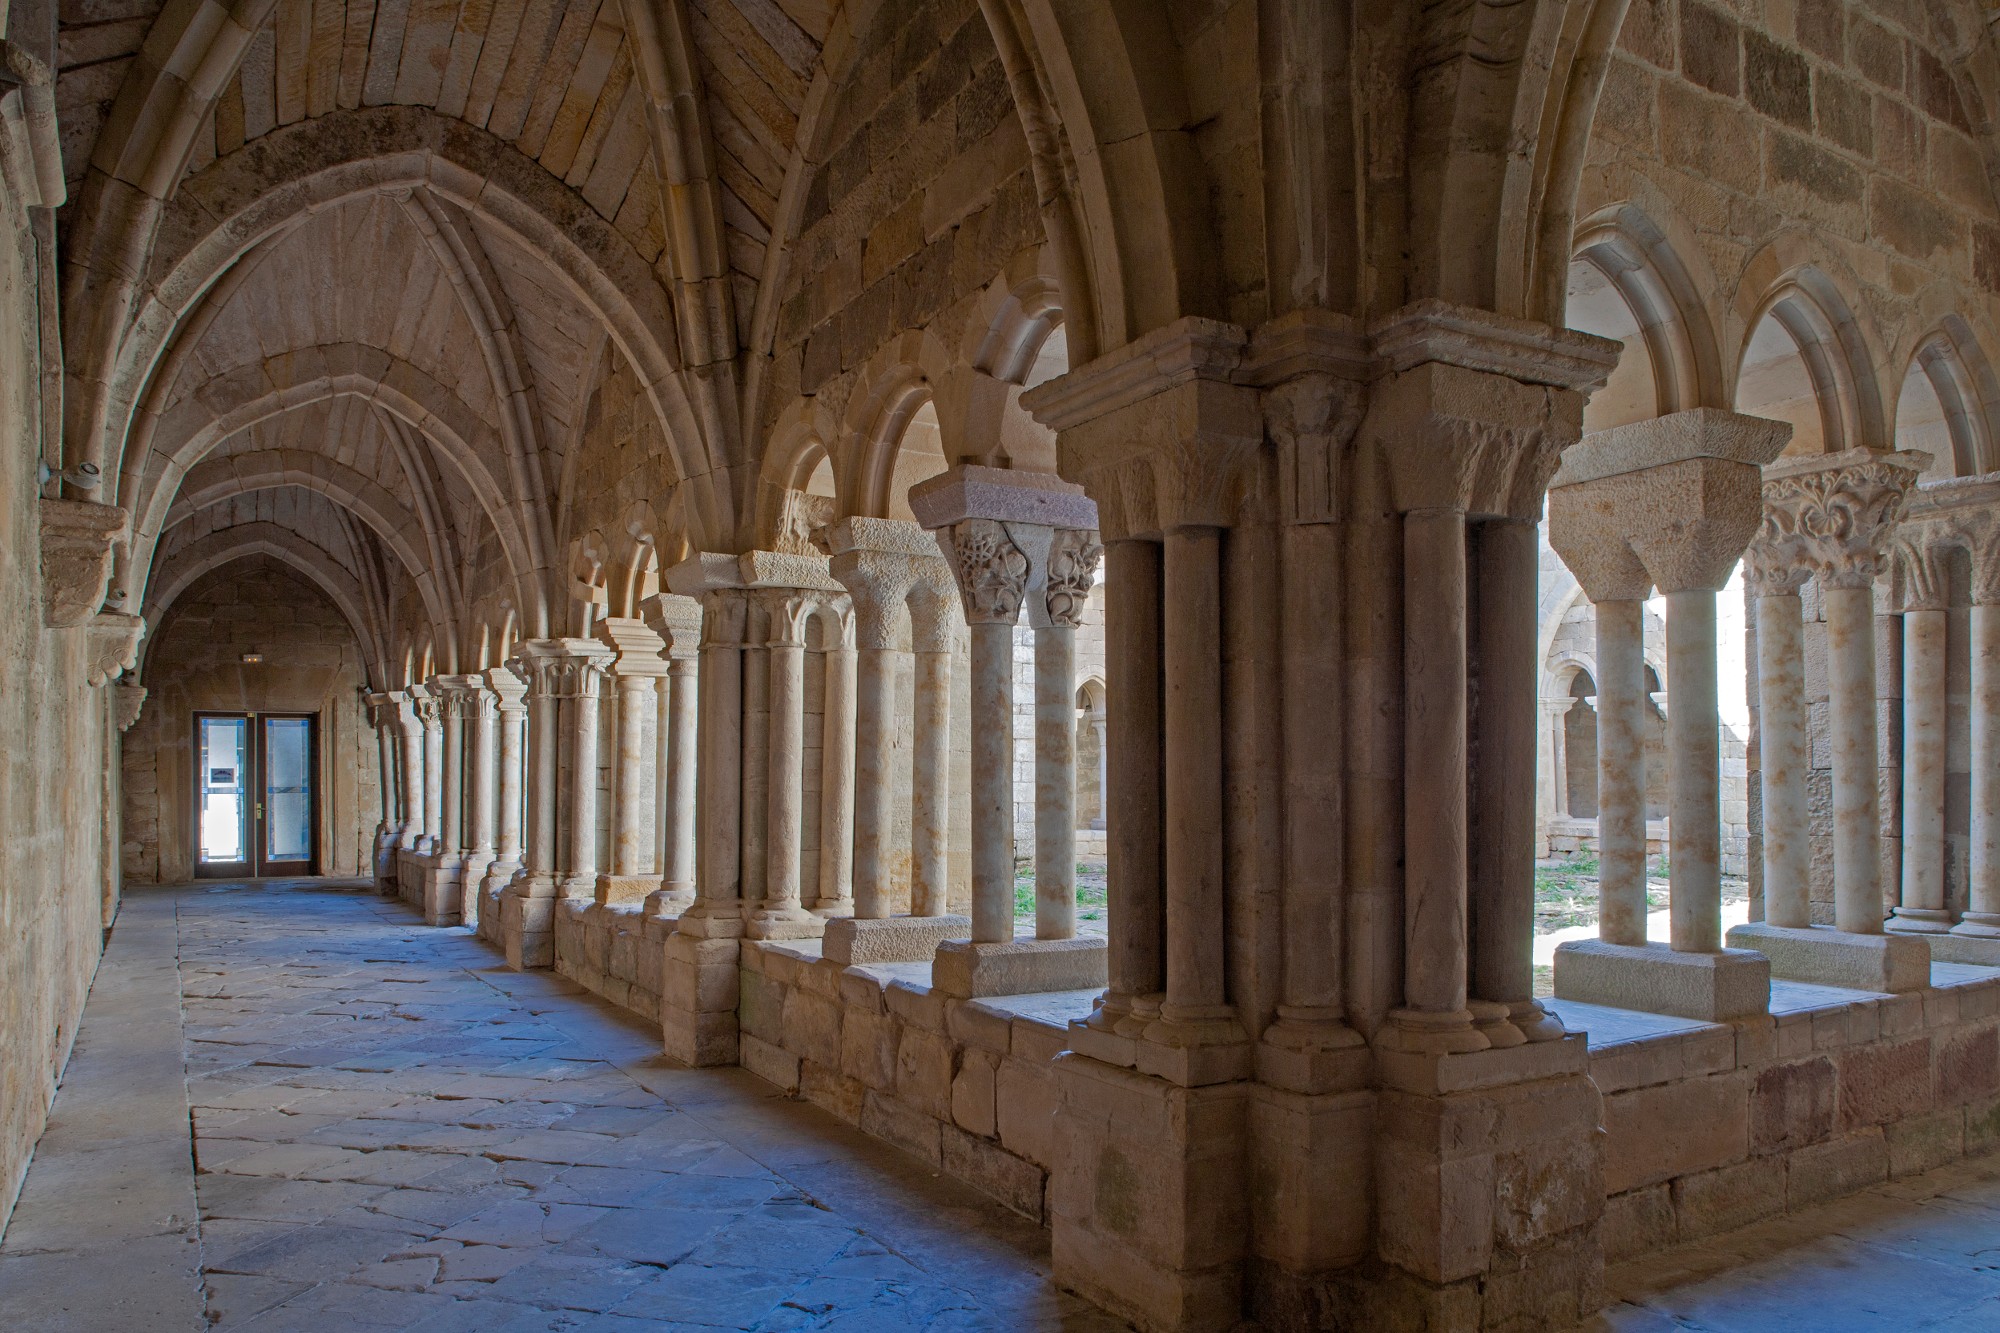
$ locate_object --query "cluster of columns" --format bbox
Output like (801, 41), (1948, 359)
(1887, 475), (2000, 962)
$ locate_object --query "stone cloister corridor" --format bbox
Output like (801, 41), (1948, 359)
(12, 0), (2000, 1328)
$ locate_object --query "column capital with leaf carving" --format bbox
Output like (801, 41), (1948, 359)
(505, 639), (615, 699)
(909, 464), (1101, 631)
(1760, 447), (1931, 591)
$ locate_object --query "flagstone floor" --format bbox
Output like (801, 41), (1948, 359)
(0, 879), (1128, 1332)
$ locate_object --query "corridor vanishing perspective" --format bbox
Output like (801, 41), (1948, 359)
(9, 0), (2000, 1329)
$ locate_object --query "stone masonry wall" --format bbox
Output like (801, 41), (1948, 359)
(124, 557), (378, 884)
(0, 199), (118, 1231)
(1594, 969), (2000, 1261)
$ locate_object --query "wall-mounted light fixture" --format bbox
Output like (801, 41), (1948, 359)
(240, 651), (263, 665)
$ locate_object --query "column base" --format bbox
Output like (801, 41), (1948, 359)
(932, 936), (1106, 998)
(643, 887), (694, 922)
(1552, 939), (1769, 1020)
(1375, 1007), (1490, 1056)
(1254, 1013), (1368, 1095)
(1950, 912), (2000, 940)
(458, 852), (494, 925)
(1725, 922), (1929, 993)
(1888, 906), (1955, 935)
(1139, 1007), (1254, 1087)
(673, 900), (747, 939)
(745, 904), (828, 941)
(820, 914), (969, 965)
(406, 852), (467, 926)
(593, 873), (656, 907)
(659, 932), (740, 1066)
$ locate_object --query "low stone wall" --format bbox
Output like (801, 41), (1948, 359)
(552, 900), (670, 1021)
(1580, 967), (2000, 1262)
(736, 941), (1082, 1222)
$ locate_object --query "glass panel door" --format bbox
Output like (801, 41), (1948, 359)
(260, 716), (314, 871)
(196, 715), (251, 876)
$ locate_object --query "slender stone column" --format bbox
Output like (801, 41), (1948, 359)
(560, 647), (613, 897)
(1392, 508), (1484, 1052)
(849, 626), (898, 920)
(395, 694), (424, 849)
(366, 694), (402, 888)
(1595, 600), (1649, 945)
(1824, 576), (1884, 934)
(478, 666), (526, 904)
(740, 604), (769, 913)
(641, 593), (701, 919)
(1748, 551), (1812, 928)
(436, 683), (465, 857)
(1666, 590), (1722, 952)
(816, 610), (856, 914)
(944, 519), (1029, 943)
(592, 618), (667, 905)
(1959, 569), (2000, 938)
(682, 590), (746, 934)
(415, 687), (443, 849)
(1895, 543), (1951, 932)
(911, 632), (953, 920)
(523, 668), (560, 890)
(750, 593), (822, 938)
(1471, 517), (1562, 1039)
(1033, 528), (1100, 939)
(1159, 527), (1232, 1016)
(1094, 538), (1163, 1037)
(499, 642), (571, 969)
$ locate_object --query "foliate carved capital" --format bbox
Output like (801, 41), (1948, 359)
(83, 612), (144, 687)
(1893, 532), (1954, 612)
(944, 519), (1029, 625)
(508, 640), (613, 699)
(1043, 528), (1102, 628)
(699, 592), (749, 649)
(1264, 374), (1364, 526)
(773, 489), (836, 555)
(760, 591), (816, 648)
(1760, 451), (1927, 591)
(1742, 537), (1813, 598)
(410, 693), (443, 727)
(110, 683), (147, 732)
(40, 498), (127, 628)
(1363, 362), (1582, 522)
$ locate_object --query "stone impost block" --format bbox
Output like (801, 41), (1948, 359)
(906, 463), (1097, 532)
(591, 616), (669, 675)
(501, 892), (556, 970)
(821, 915), (970, 966)
(1725, 922), (1930, 993)
(1373, 1030), (1589, 1097)
(1553, 939), (1771, 1021)
(593, 874), (656, 907)
(1067, 1018), (1138, 1069)
(931, 937), (1108, 998)
(1553, 407), (1792, 487)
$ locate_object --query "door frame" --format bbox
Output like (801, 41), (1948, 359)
(191, 711), (321, 878)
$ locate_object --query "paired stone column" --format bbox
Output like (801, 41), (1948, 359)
(592, 617), (669, 906)
(1548, 409), (1786, 1020)
(641, 593), (702, 920)
(498, 639), (612, 967)
(747, 590), (832, 939)
(814, 605), (857, 915)
(823, 519), (969, 965)
(913, 466), (1108, 999)
(1746, 543), (1813, 928)
(415, 674), (484, 926)
(475, 666), (527, 919)
(413, 684), (444, 855)
(1891, 540), (1952, 934)
(364, 692), (404, 890)
(459, 679), (499, 919)
(1728, 448), (1931, 992)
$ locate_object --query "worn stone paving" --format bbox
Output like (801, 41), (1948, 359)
(32, 879), (1133, 1332)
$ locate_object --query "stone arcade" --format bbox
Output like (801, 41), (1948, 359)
(6, 0), (2000, 1329)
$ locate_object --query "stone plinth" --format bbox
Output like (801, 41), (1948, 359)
(821, 915), (970, 966)
(500, 887), (556, 970)
(1553, 939), (1770, 1021)
(659, 933), (740, 1067)
(932, 937), (1107, 999)
(1725, 922), (1930, 993)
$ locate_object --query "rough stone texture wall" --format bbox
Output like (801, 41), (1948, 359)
(1594, 969), (2000, 1261)
(765, 0), (1040, 434)
(123, 557), (378, 884)
(0, 200), (117, 1232)
(737, 943), (1064, 1223)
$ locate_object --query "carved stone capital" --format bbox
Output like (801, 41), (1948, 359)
(1042, 528), (1102, 628)
(40, 498), (127, 628)
(827, 519), (956, 651)
(1893, 532), (1954, 612)
(773, 488), (836, 555)
(1263, 373), (1365, 526)
(110, 683), (147, 732)
(483, 665), (527, 712)
(759, 590), (818, 648)
(1743, 539), (1813, 598)
(1548, 409), (1791, 596)
(1364, 361), (1582, 522)
(941, 519), (1030, 625)
(84, 611), (143, 686)
(639, 592), (703, 659)
(592, 616), (669, 677)
(507, 639), (614, 699)
(1761, 448), (1929, 591)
